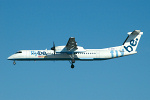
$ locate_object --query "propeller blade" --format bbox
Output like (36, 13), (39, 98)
(51, 42), (56, 55)
(53, 42), (55, 48)
(54, 49), (56, 55)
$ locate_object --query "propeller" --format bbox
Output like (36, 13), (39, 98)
(51, 42), (56, 55)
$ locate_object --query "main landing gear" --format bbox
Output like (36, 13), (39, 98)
(69, 53), (75, 69)
(13, 61), (16, 65)
(71, 59), (75, 69)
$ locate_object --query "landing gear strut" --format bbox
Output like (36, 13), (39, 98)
(69, 53), (75, 69)
(13, 61), (16, 65)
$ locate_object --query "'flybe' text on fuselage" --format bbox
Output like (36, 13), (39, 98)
(31, 51), (47, 56)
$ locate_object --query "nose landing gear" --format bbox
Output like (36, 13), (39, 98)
(13, 61), (16, 65)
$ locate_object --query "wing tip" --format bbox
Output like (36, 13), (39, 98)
(70, 37), (75, 39)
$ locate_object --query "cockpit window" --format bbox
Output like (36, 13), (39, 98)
(15, 51), (22, 54)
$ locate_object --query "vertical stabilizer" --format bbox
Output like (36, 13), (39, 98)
(123, 30), (143, 52)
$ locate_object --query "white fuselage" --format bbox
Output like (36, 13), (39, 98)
(7, 47), (136, 61)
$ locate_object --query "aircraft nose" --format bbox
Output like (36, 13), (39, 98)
(7, 55), (14, 60)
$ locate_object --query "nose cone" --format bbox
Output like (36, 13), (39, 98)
(7, 55), (14, 60)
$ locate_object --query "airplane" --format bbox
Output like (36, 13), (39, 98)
(8, 30), (143, 68)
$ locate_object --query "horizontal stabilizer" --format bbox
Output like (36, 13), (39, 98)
(127, 30), (143, 35)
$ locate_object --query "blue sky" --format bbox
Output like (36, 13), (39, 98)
(0, 0), (150, 100)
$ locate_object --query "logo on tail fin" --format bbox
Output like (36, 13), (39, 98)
(124, 38), (138, 52)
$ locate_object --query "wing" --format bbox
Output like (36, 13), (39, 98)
(66, 37), (78, 51)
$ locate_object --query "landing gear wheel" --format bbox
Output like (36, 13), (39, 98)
(71, 64), (74, 69)
(13, 61), (16, 65)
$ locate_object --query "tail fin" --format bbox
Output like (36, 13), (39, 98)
(123, 30), (143, 52)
